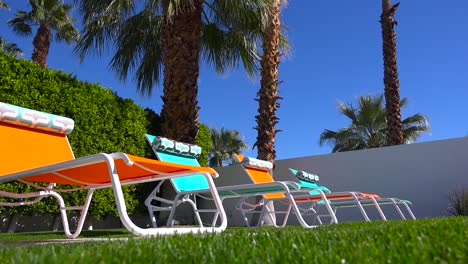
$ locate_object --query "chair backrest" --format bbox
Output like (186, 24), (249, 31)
(145, 134), (209, 192)
(233, 154), (285, 199)
(0, 102), (75, 179)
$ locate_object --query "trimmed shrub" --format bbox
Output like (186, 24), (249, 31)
(196, 123), (213, 166)
(0, 53), (160, 218)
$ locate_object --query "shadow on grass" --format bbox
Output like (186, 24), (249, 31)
(0, 228), (132, 242)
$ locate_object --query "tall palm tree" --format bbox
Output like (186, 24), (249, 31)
(253, 0), (290, 227)
(319, 94), (430, 153)
(7, 0), (79, 68)
(76, 0), (267, 226)
(76, 0), (268, 144)
(254, 0), (285, 164)
(209, 127), (248, 167)
(381, 0), (403, 145)
(0, 37), (24, 57)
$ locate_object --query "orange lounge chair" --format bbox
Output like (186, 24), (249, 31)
(230, 154), (338, 227)
(0, 102), (227, 238)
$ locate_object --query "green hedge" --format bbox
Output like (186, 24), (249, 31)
(0, 53), (161, 218)
(195, 124), (213, 166)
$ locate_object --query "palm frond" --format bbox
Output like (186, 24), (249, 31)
(8, 11), (34, 36)
(320, 94), (429, 152)
(0, 37), (24, 57)
(109, 9), (163, 95)
(75, 0), (136, 59)
(201, 0), (268, 77)
(0, 0), (9, 10)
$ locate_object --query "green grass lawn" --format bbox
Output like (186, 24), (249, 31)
(0, 217), (466, 263)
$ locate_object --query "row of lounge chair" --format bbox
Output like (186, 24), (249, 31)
(0, 102), (415, 238)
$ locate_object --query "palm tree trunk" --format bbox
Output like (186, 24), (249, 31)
(381, 0), (404, 145)
(255, 0), (282, 162)
(253, 0), (282, 227)
(31, 23), (51, 69)
(158, 0), (203, 226)
(160, 0), (202, 144)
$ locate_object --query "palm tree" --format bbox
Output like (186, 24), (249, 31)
(75, 0), (267, 226)
(319, 94), (429, 153)
(76, 0), (268, 144)
(253, 0), (290, 227)
(0, 37), (24, 57)
(381, 0), (403, 145)
(254, 0), (286, 164)
(209, 127), (248, 167)
(7, 0), (79, 68)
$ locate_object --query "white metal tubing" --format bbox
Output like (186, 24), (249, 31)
(280, 182), (338, 228)
(106, 153), (227, 236)
(145, 180), (167, 228)
(149, 180), (306, 229)
(390, 198), (407, 219)
(0, 190), (46, 206)
(166, 195), (203, 228)
(400, 200), (417, 220)
(0, 153), (118, 184)
(39, 189), (94, 239)
(370, 197), (387, 221)
(348, 192), (371, 221)
(0, 189), (93, 239)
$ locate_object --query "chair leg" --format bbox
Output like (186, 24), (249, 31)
(279, 203), (293, 227)
(145, 180), (165, 228)
(211, 197), (226, 227)
(0, 189), (94, 239)
(148, 207), (158, 228)
(59, 188), (95, 238)
(283, 184), (338, 228)
(157, 193), (207, 228)
(370, 197), (387, 221)
(350, 193), (371, 222)
(401, 201), (416, 220)
(391, 198), (407, 220)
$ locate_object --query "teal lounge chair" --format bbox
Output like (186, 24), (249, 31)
(144, 134), (338, 228)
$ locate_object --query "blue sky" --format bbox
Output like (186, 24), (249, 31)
(1, 0), (467, 160)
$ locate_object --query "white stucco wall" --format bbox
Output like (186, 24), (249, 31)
(212, 137), (468, 226)
(275, 137), (468, 220)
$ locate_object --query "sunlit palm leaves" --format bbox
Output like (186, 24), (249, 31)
(75, 0), (271, 95)
(209, 127), (248, 167)
(0, 37), (23, 57)
(320, 94), (430, 152)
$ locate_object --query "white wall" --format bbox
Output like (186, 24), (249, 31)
(212, 137), (468, 226)
(274, 137), (468, 221)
